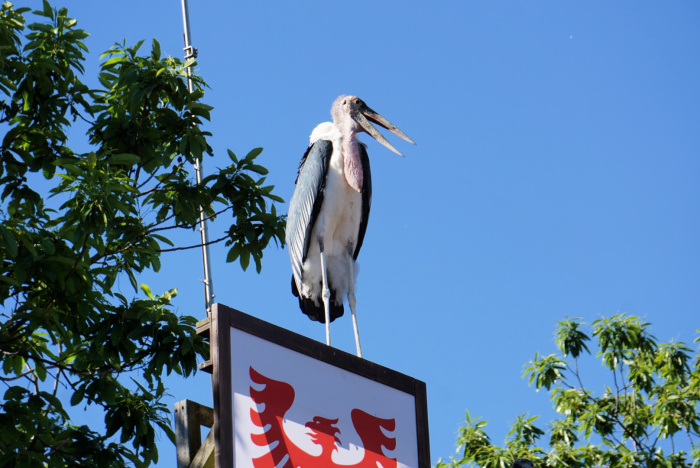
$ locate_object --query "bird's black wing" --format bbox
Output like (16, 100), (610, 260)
(286, 139), (333, 290)
(353, 143), (372, 260)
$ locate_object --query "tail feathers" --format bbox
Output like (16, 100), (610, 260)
(291, 276), (344, 323)
(298, 297), (344, 323)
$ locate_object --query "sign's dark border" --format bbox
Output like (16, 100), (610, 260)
(209, 303), (430, 468)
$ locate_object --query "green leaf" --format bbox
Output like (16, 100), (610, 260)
(34, 361), (47, 381)
(19, 236), (39, 259)
(151, 233), (174, 247)
(107, 153), (140, 165)
(70, 386), (85, 406)
(226, 243), (241, 263)
(100, 55), (126, 68)
(150, 38), (161, 61)
(41, 0), (53, 18)
(87, 152), (97, 170)
(239, 248), (250, 270)
(140, 284), (154, 299)
(249, 164), (269, 175)
(39, 237), (55, 255)
(244, 147), (263, 161)
(0, 225), (18, 258)
(0, 275), (21, 288)
(131, 38), (145, 55)
(101, 380), (117, 406)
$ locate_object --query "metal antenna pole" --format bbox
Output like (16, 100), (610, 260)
(181, 0), (215, 317)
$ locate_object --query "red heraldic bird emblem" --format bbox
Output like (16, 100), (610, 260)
(248, 367), (398, 468)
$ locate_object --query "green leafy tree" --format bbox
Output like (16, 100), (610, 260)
(437, 315), (700, 468)
(0, 2), (285, 467)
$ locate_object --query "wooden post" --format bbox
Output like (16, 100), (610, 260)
(174, 399), (214, 468)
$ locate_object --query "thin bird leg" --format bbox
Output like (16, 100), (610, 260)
(318, 238), (332, 346)
(347, 253), (363, 358)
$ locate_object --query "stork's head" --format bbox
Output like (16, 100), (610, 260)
(331, 95), (415, 156)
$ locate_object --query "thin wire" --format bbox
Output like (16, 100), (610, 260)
(181, 0), (215, 318)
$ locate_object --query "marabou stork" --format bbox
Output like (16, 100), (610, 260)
(286, 95), (414, 357)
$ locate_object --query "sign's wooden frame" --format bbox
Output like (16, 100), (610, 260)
(208, 303), (430, 468)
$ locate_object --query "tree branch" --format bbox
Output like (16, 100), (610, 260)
(157, 234), (228, 253)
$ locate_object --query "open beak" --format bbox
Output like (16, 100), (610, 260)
(351, 102), (415, 157)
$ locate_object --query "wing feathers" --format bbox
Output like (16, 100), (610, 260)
(286, 139), (333, 290)
(354, 144), (372, 260)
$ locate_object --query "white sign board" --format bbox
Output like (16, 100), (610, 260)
(231, 327), (418, 468)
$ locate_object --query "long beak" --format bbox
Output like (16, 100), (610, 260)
(352, 106), (415, 157)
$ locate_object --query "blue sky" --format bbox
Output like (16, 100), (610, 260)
(17, 0), (700, 465)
